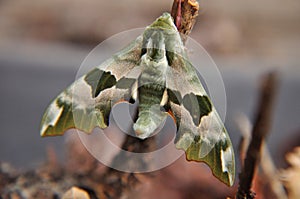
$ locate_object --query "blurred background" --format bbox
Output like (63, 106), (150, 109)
(0, 0), (299, 178)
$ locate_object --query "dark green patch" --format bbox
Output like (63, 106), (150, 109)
(182, 93), (212, 126)
(167, 89), (182, 105)
(84, 68), (117, 98)
(116, 77), (136, 89)
(166, 51), (175, 66)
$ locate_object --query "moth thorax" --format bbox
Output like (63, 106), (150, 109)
(145, 31), (166, 61)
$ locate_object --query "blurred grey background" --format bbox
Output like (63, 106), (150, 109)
(0, 0), (299, 169)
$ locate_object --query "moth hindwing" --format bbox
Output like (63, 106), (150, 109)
(40, 12), (235, 186)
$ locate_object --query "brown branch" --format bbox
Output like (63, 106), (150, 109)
(236, 114), (288, 199)
(236, 71), (279, 199)
(171, 0), (200, 43)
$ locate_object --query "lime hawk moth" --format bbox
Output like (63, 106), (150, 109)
(40, 13), (235, 186)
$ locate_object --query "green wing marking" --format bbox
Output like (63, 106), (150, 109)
(84, 69), (117, 98)
(182, 93), (212, 125)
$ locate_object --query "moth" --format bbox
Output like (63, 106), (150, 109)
(40, 13), (235, 186)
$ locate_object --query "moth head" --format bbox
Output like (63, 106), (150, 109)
(149, 13), (176, 31)
(141, 13), (179, 63)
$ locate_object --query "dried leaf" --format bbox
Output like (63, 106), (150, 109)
(280, 147), (300, 199)
(62, 186), (90, 199)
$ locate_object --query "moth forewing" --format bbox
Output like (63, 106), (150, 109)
(40, 36), (143, 137)
(165, 42), (235, 186)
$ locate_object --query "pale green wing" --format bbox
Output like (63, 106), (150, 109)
(166, 55), (235, 186)
(40, 36), (143, 137)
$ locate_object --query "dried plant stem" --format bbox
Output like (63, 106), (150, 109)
(236, 114), (287, 199)
(260, 142), (288, 199)
(236, 113), (252, 168)
(171, 0), (199, 43)
(236, 72), (278, 199)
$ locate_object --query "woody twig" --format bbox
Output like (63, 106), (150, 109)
(236, 72), (278, 199)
